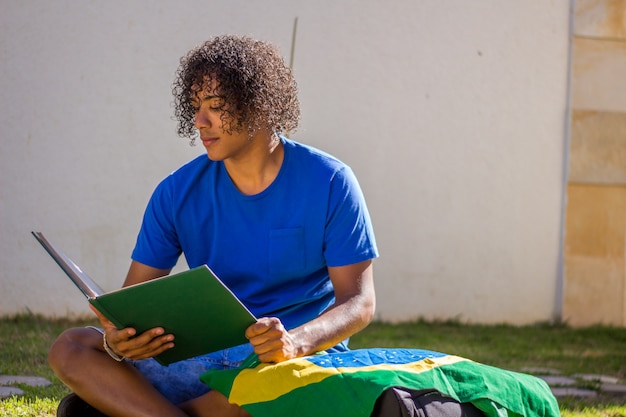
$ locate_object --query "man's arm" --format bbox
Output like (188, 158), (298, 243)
(246, 259), (375, 363)
(91, 260), (175, 360)
(123, 260), (171, 287)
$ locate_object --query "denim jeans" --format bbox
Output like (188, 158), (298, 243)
(130, 343), (255, 405)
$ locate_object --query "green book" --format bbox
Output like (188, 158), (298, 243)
(32, 231), (257, 366)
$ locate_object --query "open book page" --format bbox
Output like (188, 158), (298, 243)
(32, 231), (104, 299)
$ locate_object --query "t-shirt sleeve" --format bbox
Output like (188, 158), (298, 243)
(323, 166), (379, 267)
(131, 177), (182, 269)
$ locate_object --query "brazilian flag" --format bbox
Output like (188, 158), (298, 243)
(201, 348), (560, 417)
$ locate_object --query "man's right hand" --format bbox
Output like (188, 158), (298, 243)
(90, 304), (175, 360)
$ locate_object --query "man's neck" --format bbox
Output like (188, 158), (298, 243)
(224, 132), (284, 195)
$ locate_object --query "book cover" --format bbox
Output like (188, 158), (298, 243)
(33, 232), (257, 366)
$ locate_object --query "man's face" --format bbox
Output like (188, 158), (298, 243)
(191, 79), (250, 161)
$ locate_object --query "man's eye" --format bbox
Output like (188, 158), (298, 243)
(209, 99), (225, 109)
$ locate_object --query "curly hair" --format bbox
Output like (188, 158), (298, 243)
(172, 35), (300, 143)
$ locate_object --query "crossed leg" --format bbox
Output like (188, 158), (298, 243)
(48, 327), (249, 417)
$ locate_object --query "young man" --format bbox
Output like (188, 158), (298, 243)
(48, 35), (378, 417)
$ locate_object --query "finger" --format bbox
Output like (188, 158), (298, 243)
(256, 345), (288, 364)
(115, 326), (167, 351)
(252, 338), (280, 355)
(248, 329), (285, 349)
(116, 326), (174, 353)
(245, 320), (269, 338)
(247, 328), (270, 346)
(122, 333), (175, 360)
(89, 304), (114, 328)
(245, 317), (281, 338)
(89, 304), (137, 339)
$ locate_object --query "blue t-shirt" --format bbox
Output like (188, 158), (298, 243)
(132, 138), (378, 330)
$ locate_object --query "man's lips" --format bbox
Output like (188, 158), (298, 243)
(201, 136), (218, 146)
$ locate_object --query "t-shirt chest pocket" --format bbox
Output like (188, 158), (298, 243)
(269, 228), (306, 277)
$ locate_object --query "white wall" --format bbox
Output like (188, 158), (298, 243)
(0, 0), (571, 324)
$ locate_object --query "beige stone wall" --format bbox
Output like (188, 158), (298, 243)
(563, 0), (626, 326)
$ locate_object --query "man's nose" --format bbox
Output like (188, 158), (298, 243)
(194, 108), (211, 129)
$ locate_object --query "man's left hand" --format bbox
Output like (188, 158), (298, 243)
(245, 317), (300, 363)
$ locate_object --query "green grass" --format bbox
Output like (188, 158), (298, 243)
(1, 315), (625, 416)
(0, 315), (98, 417)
